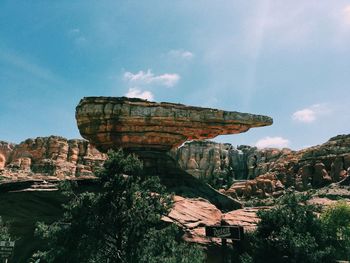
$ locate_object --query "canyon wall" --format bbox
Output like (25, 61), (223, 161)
(0, 136), (106, 181)
(174, 135), (350, 198)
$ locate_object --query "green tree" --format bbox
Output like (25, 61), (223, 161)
(33, 149), (204, 263)
(247, 193), (335, 263)
(0, 216), (11, 240)
(321, 201), (350, 260)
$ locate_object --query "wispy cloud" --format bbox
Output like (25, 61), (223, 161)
(124, 69), (180, 87)
(68, 28), (87, 45)
(255, 136), (290, 148)
(167, 49), (194, 60)
(0, 48), (59, 83)
(125, 88), (154, 101)
(292, 104), (331, 123)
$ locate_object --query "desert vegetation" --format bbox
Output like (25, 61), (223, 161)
(30, 150), (204, 263)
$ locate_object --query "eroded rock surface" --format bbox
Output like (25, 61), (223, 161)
(164, 196), (262, 244)
(0, 136), (106, 182)
(226, 134), (350, 198)
(76, 97), (273, 152)
(75, 97), (273, 211)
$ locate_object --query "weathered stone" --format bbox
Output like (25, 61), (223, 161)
(75, 97), (273, 152)
(0, 136), (106, 181)
(176, 135), (350, 198)
(75, 97), (273, 210)
(163, 196), (265, 244)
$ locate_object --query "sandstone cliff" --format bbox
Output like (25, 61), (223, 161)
(174, 135), (350, 198)
(0, 136), (106, 182)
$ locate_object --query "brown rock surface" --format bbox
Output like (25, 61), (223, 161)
(75, 97), (273, 152)
(226, 134), (350, 198)
(0, 136), (106, 183)
(164, 196), (263, 244)
(75, 96), (273, 211)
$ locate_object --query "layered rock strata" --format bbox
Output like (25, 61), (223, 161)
(75, 97), (273, 152)
(174, 135), (350, 198)
(0, 136), (106, 183)
(226, 134), (350, 198)
(75, 97), (273, 210)
(163, 196), (263, 245)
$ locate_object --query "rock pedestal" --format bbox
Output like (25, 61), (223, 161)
(76, 97), (273, 210)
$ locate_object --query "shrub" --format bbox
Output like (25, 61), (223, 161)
(247, 193), (335, 263)
(33, 149), (204, 263)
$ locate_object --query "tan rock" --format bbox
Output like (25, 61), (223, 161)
(76, 97), (273, 152)
(0, 136), (106, 181)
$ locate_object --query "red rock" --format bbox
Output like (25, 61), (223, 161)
(76, 97), (273, 152)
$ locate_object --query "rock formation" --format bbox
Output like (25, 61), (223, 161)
(75, 96), (273, 210)
(175, 141), (291, 182)
(173, 135), (350, 198)
(163, 196), (263, 245)
(225, 134), (350, 198)
(0, 136), (106, 182)
(75, 97), (273, 152)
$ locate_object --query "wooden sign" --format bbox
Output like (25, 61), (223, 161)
(205, 225), (244, 240)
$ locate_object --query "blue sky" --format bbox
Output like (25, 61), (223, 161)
(1, 1), (349, 149)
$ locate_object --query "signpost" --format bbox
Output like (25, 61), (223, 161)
(205, 225), (244, 263)
(0, 241), (15, 263)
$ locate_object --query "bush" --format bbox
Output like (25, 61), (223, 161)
(33, 149), (204, 263)
(321, 201), (350, 260)
(0, 216), (11, 240)
(246, 193), (335, 263)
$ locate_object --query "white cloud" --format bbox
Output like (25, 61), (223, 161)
(168, 49), (194, 60)
(292, 104), (331, 123)
(292, 108), (316, 123)
(125, 88), (154, 101)
(255, 137), (290, 149)
(124, 69), (180, 87)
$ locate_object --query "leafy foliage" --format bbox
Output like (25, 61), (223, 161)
(246, 193), (335, 263)
(321, 201), (350, 260)
(33, 149), (204, 263)
(0, 216), (11, 240)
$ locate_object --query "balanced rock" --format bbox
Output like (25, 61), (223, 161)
(75, 97), (273, 210)
(76, 97), (273, 152)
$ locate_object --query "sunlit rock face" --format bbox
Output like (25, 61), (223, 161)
(226, 134), (350, 198)
(0, 136), (106, 180)
(75, 96), (273, 152)
(75, 97), (273, 211)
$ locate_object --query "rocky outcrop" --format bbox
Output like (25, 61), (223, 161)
(226, 134), (350, 198)
(0, 136), (106, 182)
(175, 141), (290, 182)
(163, 196), (263, 245)
(76, 97), (273, 152)
(173, 135), (350, 198)
(75, 97), (273, 211)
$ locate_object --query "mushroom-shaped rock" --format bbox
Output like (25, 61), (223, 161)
(76, 97), (273, 152)
(75, 97), (273, 211)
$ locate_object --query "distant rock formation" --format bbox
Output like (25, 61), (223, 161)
(0, 136), (106, 182)
(174, 135), (350, 198)
(175, 140), (290, 181)
(75, 96), (273, 210)
(225, 134), (350, 198)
